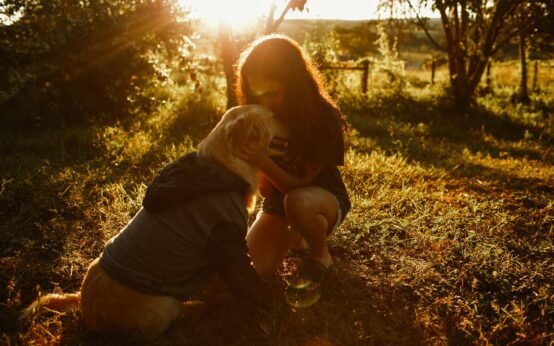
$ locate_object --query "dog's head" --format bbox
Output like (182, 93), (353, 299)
(197, 105), (289, 211)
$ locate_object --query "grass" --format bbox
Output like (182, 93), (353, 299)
(1, 68), (553, 345)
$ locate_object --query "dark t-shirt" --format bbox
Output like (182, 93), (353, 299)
(263, 108), (351, 218)
(303, 108), (345, 166)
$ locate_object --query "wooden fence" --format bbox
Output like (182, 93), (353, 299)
(321, 58), (548, 94)
(321, 60), (370, 94)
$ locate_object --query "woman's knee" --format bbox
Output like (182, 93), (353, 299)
(284, 189), (317, 222)
(284, 187), (339, 233)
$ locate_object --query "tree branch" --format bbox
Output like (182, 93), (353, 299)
(436, 0), (457, 79)
(264, 0), (278, 34)
(483, 0), (524, 57)
(491, 25), (522, 56)
(266, 0), (293, 34)
(461, 0), (468, 49)
(405, 0), (446, 51)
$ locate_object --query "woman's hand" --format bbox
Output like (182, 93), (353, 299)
(236, 142), (321, 194)
(234, 141), (272, 170)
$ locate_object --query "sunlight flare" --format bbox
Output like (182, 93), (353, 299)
(177, 0), (403, 29)
(178, 0), (269, 30)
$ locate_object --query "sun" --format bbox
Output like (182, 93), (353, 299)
(178, 0), (270, 30)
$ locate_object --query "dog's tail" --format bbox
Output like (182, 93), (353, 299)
(21, 292), (81, 319)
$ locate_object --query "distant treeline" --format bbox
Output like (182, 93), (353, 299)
(2, 2), (552, 128)
(279, 18), (551, 62)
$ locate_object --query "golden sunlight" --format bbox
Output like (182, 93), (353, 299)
(177, 0), (402, 29)
(179, 0), (270, 29)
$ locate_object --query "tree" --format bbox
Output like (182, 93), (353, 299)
(527, 0), (554, 54)
(219, 0), (307, 108)
(380, 0), (537, 108)
(518, 0), (553, 100)
(0, 0), (193, 126)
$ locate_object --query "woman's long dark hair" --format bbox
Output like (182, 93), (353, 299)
(235, 34), (347, 159)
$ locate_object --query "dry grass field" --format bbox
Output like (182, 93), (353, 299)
(1, 60), (553, 345)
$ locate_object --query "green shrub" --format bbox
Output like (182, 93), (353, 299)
(0, 0), (194, 129)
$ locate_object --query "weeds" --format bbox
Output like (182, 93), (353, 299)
(1, 76), (553, 344)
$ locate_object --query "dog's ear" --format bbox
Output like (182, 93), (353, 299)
(247, 113), (273, 145)
(226, 116), (254, 148)
(247, 122), (263, 144)
(225, 118), (241, 146)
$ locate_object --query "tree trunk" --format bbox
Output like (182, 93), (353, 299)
(218, 0), (295, 107)
(485, 61), (492, 93)
(435, 0), (525, 109)
(532, 60), (538, 91)
(452, 76), (472, 109)
(446, 35), (474, 109)
(265, 0), (278, 34)
(431, 56), (435, 85)
(219, 23), (239, 108)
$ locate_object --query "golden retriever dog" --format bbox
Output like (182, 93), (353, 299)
(22, 105), (289, 338)
(198, 104), (288, 211)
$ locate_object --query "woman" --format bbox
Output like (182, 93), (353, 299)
(234, 34), (350, 292)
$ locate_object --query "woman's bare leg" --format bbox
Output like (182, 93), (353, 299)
(247, 187), (339, 277)
(246, 212), (299, 278)
(284, 187), (339, 268)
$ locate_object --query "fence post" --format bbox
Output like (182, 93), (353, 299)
(430, 56), (436, 85)
(485, 61), (492, 93)
(532, 60), (538, 91)
(361, 60), (369, 94)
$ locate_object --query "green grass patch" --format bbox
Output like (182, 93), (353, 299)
(1, 83), (553, 344)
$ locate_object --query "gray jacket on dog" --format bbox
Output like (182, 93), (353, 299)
(99, 153), (270, 309)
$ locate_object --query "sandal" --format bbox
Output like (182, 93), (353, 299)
(298, 258), (333, 285)
(285, 247), (311, 259)
(285, 258), (333, 308)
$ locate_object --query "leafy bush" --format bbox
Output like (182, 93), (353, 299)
(371, 22), (406, 90)
(0, 0), (194, 128)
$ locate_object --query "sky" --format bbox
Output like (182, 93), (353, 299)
(285, 0), (382, 20)
(3, 0), (377, 27)
(183, 0), (387, 22)
(0, 1), (436, 26)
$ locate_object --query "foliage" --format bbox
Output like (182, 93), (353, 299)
(301, 22), (408, 99)
(302, 25), (341, 67)
(377, 0), (553, 108)
(301, 23), (344, 94)
(332, 21), (380, 60)
(523, 0), (554, 56)
(0, 0), (194, 128)
(371, 22), (406, 91)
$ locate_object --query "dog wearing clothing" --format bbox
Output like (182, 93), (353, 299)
(22, 105), (289, 338)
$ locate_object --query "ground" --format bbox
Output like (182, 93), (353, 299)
(1, 81), (553, 344)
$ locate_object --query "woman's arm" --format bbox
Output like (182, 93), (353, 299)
(235, 142), (322, 194)
(257, 173), (274, 198)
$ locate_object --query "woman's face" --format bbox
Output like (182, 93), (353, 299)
(247, 75), (285, 115)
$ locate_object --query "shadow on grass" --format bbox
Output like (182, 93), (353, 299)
(49, 257), (426, 345)
(0, 99), (224, 343)
(347, 92), (553, 190)
(0, 124), (137, 342)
